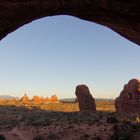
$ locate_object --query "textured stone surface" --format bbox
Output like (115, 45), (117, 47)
(0, 1), (140, 45)
(115, 79), (140, 116)
(75, 84), (96, 112)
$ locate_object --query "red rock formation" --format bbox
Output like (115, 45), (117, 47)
(75, 85), (96, 112)
(115, 79), (140, 117)
(50, 95), (58, 103)
(20, 93), (29, 104)
(32, 96), (43, 104)
(43, 97), (50, 104)
(0, 1), (140, 45)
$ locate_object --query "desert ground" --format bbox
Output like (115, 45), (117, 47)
(0, 100), (140, 140)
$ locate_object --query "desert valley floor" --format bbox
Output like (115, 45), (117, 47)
(0, 101), (140, 140)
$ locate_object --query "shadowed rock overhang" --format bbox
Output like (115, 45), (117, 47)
(0, 0), (140, 45)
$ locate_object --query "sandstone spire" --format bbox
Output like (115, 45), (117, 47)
(75, 85), (96, 112)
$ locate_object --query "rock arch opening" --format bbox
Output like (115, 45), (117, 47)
(128, 93), (132, 100)
(0, 1), (140, 45)
(0, 14), (140, 103)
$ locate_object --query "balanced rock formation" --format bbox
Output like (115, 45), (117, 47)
(0, 1), (140, 45)
(115, 79), (140, 117)
(75, 85), (96, 112)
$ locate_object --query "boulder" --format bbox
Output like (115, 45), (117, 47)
(75, 85), (96, 112)
(115, 79), (140, 117)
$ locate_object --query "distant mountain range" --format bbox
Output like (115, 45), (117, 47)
(59, 98), (76, 103)
(0, 95), (19, 99)
(95, 98), (114, 101)
(59, 98), (114, 103)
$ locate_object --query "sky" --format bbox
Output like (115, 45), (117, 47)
(0, 15), (140, 99)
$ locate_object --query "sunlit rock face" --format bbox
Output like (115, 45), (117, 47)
(20, 93), (29, 104)
(75, 85), (96, 112)
(115, 79), (140, 117)
(50, 95), (59, 103)
(43, 97), (50, 104)
(31, 95), (58, 104)
(32, 96), (43, 104)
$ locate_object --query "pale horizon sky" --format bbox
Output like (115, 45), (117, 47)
(0, 15), (140, 99)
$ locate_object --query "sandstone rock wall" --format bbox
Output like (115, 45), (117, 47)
(115, 79), (140, 117)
